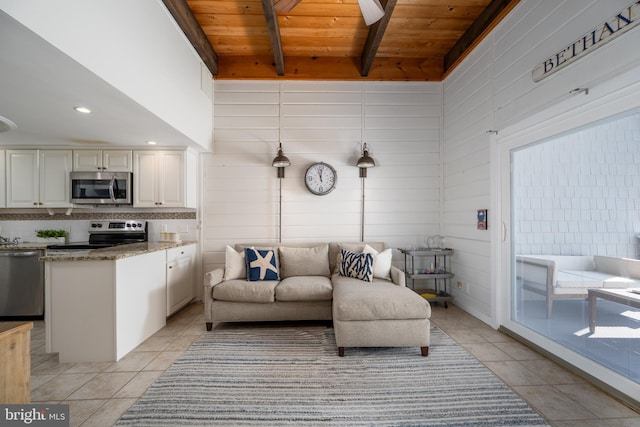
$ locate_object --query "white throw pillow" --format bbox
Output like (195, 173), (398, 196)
(363, 245), (392, 280)
(225, 245), (246, 280)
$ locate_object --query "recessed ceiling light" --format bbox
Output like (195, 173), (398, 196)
(74, 106), (92, 114)
(146, 140), (157, 145)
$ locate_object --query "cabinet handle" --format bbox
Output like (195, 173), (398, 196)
(169, 266), (173, 269)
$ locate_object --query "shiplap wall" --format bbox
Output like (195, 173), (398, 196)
(493, 0), (640, 130)
(443, 0), (640, 322)
(442, 33), (494, 319)
(202, 81), (442, 275)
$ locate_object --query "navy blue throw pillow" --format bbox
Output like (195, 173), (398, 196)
(245, 248), (280, 281)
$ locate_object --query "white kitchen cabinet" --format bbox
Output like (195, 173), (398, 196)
(0, 150), (5, 208)
(73, 149), (132, 171)
(6, 150), (37, 208)
(6, 150), (72, 208)
(166, 244), (195, 316)
(133, 150), (196, 208)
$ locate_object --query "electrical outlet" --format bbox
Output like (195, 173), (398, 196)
(457, 281), (463, 289)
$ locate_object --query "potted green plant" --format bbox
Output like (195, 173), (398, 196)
(35, 229), (68, 244)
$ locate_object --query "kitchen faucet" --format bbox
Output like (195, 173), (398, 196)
(0, 236), (21, 245)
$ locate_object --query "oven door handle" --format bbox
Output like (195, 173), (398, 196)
(109, 175), (117, 202)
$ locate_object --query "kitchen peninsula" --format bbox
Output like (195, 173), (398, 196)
(42, 241), (195, 363)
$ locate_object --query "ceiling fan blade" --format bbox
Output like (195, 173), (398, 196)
(358, 0), (385, 25)
(273, 0), (302, 13)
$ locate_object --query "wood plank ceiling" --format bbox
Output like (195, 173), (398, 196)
(164, 0), (519, 81)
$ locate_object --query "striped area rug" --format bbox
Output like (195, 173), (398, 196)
(117, 325), (551, 426)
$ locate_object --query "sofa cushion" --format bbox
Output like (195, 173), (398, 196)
(224, 245), (246, 280)
(554, 270), (638, 294)
(245, 248), (280, 281)
(363, 245), (392, 280)
(332, 276), (430, 321)
(279, 245), (330, 278)
(276, 276), (333, 302)
(595, 255), (640, 279)
(338, 249), (374, 282)
(212, 279), (278, 303)
(554, 271), (603, 293)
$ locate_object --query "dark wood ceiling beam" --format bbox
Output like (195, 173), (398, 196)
(360, 0), (398, 77)
(443, 0), (520, 74)
(261, 0), (285, 76)
(161, 0), (219, 76)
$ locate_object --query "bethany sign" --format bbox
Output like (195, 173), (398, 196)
(532, 1), (640, 82)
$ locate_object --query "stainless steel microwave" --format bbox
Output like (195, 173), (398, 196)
(70, 172), (133, 205)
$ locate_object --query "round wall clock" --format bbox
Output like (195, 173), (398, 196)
(304, 162), (337, 195)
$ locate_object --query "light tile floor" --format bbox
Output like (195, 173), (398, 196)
(22, 302), (640, 427)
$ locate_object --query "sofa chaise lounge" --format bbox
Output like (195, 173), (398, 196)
(204, 242), (431, 356)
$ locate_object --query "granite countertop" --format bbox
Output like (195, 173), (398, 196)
(40, 241), (196, 262)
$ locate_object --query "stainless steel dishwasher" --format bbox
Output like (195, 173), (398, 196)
(0, 249), (44, 318)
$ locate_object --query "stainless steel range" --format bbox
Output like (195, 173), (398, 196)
(47, 220), (148, 252)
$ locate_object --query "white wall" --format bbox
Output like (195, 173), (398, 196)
(202, 81), (442, 275)
(442, 31), (495, 320)
(0, 0), (213, 151)
(493, 0), (640, 130)
(443, 0), (640, 322)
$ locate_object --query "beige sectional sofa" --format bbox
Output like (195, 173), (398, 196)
(204, 242), (431, 356)
(516, 255), (640, 317)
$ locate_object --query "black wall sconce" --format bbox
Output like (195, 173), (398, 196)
(357, 143), (375, 177)
(357, 143), (375, 241)
(272, 143), (291, 178)
(272, 143), (290, 242)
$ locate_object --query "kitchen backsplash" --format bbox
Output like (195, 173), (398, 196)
(0, 213), (198, 243)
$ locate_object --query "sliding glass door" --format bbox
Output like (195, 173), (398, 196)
(499, 106), (640, 404)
